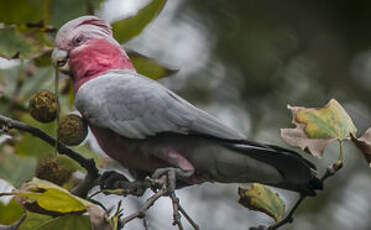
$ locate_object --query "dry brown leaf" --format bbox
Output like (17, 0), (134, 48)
(281, 124), (335, 157)
(351, 128), (371, 167)
(281, 99), (356, 157)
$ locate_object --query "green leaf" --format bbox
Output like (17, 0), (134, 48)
(0, 27), (52, 60)
(0, 28), (35, 59)
(281, 99), (357, 157)
(0, 152), (37, 188)
(15, 178), (112, 230)
(18, 212), (52, 230)
(112, 0), (167, 43)
(0, 0), (105, 29)
(238, 184), (285, 222)
(128, 50), (178, 80)
(18, 212), (91, 230)
(49, 0), (106, 28)
(90, 0), (106, 14)
(18, 188), (86, 213)
(0, 198), (25, 225)
(34, 50), (53, 67)
(0, 0), (50, 25)
(295, 99), (356, 139)
(49, 0), (88, 28)
(34, 215), (92, 230)
(15, 178), (87, 214)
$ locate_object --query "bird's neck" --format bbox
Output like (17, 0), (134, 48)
(69, 39), (135, 94)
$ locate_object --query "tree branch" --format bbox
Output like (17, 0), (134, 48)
(121, 181), (168, 227)
(170, 192), (184, 230)
(265, 161), (343, 230)
(0, 114), (99, 197)
(115, 176), (200, 230)
(0, 114), (201, 229)
(177, 201), (200, 230)
(169, 192), (200, 230)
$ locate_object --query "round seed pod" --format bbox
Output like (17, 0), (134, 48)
(29, 90), (57, 123)
(58, 114), (88, 146)
(35, 157), (72, 186)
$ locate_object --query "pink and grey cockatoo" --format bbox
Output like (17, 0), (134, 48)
(52, 16), (322, 195)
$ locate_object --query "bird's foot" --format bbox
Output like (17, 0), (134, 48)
(99, 170), (129, 189)
(148, 167), (194, 193)
(99, 171), (148, 196)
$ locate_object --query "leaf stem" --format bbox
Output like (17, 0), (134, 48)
(54, 68), (60, 156)
(338, 140), (343, 162)
(333, 140), (344, 170)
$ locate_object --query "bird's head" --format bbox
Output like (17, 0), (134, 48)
(52, 16), (135, 93)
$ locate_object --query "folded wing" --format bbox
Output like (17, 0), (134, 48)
(75, 69), (246, 141)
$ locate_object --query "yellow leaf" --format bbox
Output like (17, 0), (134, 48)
(238, 184), (285, 222)
(281, 99), (357, 157)
(17, 188), (85, 213)
(15, 178), (89, 214)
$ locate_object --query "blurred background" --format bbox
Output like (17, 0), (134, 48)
(1, 0), (371, 229)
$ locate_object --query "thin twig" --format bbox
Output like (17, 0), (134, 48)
(54, 68), (60, 156)
(24, 22), (56, 33)
(169, 192), (200, 230)
(0, 114), (199, 229)
(267, 195), (305, 229)
(266, 161), (343, 230)
(0, 193), (14, 197)
(0, 114), (99, 198)
(142, 216), (149, 230)
(170, 192), (184, 230)
(178, 204), (200, 230)
(121, 184), (167, 226)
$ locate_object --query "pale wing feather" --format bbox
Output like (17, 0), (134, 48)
(75, 70), (246, 140)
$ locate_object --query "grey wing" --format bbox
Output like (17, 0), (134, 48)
(75, 70), (246, 140)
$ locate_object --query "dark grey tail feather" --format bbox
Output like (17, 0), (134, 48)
(223, 140), (323, 196)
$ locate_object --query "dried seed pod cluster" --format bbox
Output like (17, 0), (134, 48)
(29, 90), (57, 123)
(35, 157), (72, 186)
(58, 114), (88, 146)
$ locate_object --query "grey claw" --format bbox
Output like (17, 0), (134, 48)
(151, 167), (194, 193)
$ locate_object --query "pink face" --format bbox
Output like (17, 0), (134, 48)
(67, 37), (135, 93)
(53, 16), (135, 93)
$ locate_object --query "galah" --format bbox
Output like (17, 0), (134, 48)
(52, 16), (322, 195)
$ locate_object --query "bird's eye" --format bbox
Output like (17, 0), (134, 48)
(73, 35), (85, 46)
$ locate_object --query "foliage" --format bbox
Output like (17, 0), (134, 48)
(351, 128), (371, 166)
(112, 0), (167, 43)
(0, 198), (25, 225)
(281, 98), (371, 166)
(0, 0), (170, 229)
(238, 184), (285, 222)
(281, 99), (357, 157)
(0, 152), (37, 188)
(238, 98), (371, 223)
(1, 0), (370, 229)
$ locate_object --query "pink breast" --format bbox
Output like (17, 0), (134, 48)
(89, 124), (167, 172)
